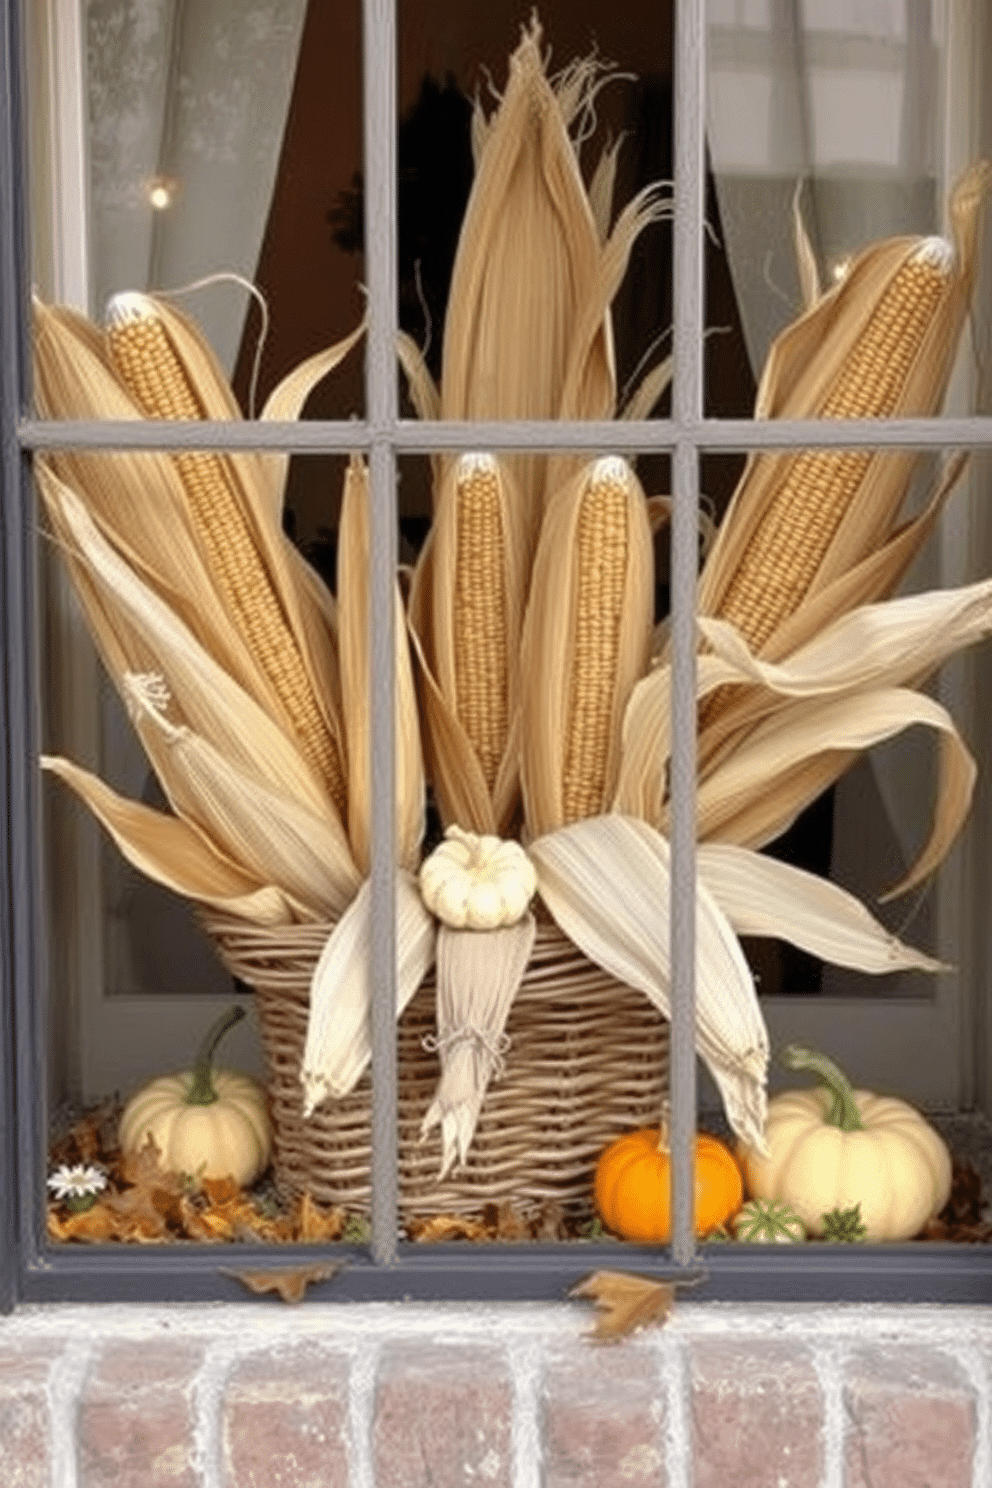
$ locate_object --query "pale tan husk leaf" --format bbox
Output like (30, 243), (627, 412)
(337, 455), (425, 874)
(530, 815), (769, 1150)
(300, 873), (437, 1112)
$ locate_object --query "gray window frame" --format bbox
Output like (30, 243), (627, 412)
(3, 0), (992, 1309)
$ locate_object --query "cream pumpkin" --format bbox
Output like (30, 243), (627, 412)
(119, 1005), (271, 1187)
(419, 825), (537, 929)
(737, 1045), (952, 1242)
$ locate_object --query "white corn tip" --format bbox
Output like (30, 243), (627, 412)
(913, 236), (954, 273)
(104, 290), (159, 329)
(458, 452), (499, 480)
(591, 455), (632, 487)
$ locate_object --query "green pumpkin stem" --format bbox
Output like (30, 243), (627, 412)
(186, 1004), (245, 1106)
(780, 1044), (864, 1132)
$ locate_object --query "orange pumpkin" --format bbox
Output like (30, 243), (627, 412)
(594, 1124), (743, 1242)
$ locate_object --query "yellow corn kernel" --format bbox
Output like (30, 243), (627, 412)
(105, 294), (346, 814)
(716, 241), (951, 655)
(561, 457), (629, 822)
(453, 453), (509, 792)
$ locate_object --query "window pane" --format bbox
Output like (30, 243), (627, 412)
(395, 2), (675, 427)
(29, 0), (365, 420)
(40, 443), (367, 1246)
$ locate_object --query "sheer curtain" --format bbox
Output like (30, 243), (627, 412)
(86, 0), (309, 369)
(707, 0), (945, 380)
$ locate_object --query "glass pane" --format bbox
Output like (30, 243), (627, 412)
(28, 0), (365, 420)
(395, 1), (675, 427)
(40, 446), (361, 1246)
(695, 2), (992, 1245)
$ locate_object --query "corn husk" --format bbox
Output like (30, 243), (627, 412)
(520, 456), (653, 837)
(695, 163), (991, 667)
(408, 453), (526, 834)
(420, 914), (537, 1176)
(529, 815), (769, 1151)
(300, 873), (437, 1112)
(695, 844), (944, 974)
(33, 298), (368, 930)
(617, 577), (992, 899)
(337, 455), (425, 874)
(40, 754), (303, 924)
(401, 17), (668, 545)
(258, 318), (366, 512)
(696, 686), (974, 898)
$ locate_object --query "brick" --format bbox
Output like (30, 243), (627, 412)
(689, 1339), (824, 1488)
(843, 1345), (976, 1488)
(0, 1341), (63, 1488)
(372, 1342), (512, 1488)
(78, 1338), (204, 1488)
(221, 1343), (350, 1488)
(543, 1342), (666, 1487)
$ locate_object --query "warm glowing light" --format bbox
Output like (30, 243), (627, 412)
(830, 255), (852, 284)
(147, 177), (176, 211)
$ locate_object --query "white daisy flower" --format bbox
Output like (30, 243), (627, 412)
(47, 1163), (108, 1201)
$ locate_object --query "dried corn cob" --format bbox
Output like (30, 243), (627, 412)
(715, 239), (952, 656)
(105, 293), (347, 815)
(561, 459), (631, 822)
(453, 453), (510, 792)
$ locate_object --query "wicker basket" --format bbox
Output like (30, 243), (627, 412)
(202, 910), (669, 1219)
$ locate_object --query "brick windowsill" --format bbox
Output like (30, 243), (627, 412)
(1, 1300), (990, 1485)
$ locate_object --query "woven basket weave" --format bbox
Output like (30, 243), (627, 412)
(202, 910), (669, 1219)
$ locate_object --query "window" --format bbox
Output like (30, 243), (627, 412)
(3, 0), (992, 1307)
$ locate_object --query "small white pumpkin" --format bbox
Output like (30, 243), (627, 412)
(118, 1005), (271, 1187)
(737, 1045), (952, 1242)
(419, 826), (537, 930)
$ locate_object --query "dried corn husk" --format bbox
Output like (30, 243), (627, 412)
(695, 844), (944, 974)
(695, 686), (974, 898)
(529, 815), (769, 1151)
(617, 577), (992, 899)
(337, 455), (425, 874)
(520, 456), (653, 837)
(408, 452), (526, 834)
(40, 754), (302, 924)
(301, 873), (437, 1112)
(40, 473), (361, 918)
(401, 17), (668, 544)
(258, 318), (366, 511)
(421, 914), (537, 1176)
(33, 297), (368, 929)
(695, 162), (991, 672)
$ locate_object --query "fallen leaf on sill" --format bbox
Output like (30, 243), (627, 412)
(226, 1262), (347, 1304)
(570, 1269), (704, 1343)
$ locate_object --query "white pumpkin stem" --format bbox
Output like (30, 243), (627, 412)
(187, 1004), (245, 1106)
(780, 1044), (865, 1132)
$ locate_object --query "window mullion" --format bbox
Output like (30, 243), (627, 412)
(362, 0), (400, 1265)
(669, 0), (706, 1267)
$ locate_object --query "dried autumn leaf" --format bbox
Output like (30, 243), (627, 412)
(408, 1214), (490, 1243)
(570, 1270), (679, 1343)
(202, 1175), (241, 1207)
(47, 1203), (117, 1244)
(296, 1191), (347, 1243)
(228, 1263), (346, 1304)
